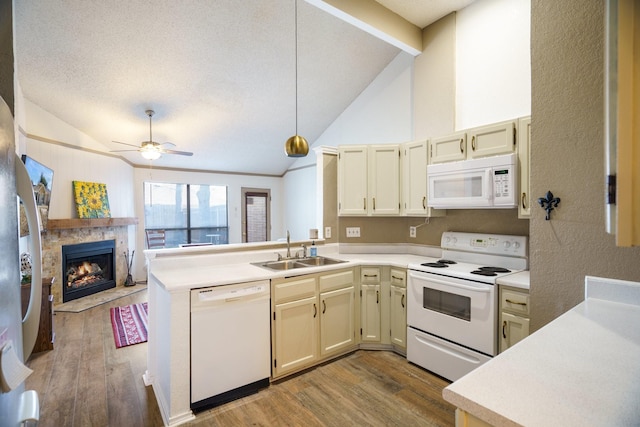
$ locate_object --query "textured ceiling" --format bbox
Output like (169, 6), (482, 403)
(14, 0), (473, 175)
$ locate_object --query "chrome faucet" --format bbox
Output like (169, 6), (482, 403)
(286, 230), (291, 259)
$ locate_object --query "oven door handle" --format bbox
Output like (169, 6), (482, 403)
(410, 273), (492, 293)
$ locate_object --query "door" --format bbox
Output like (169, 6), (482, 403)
(360, 284), (381, 342)
(429, 131), (467, 164)
(499, 312), (530, 353)
(368, 145), (400, 215)
(241, 188), (270, 243)
(390, 285), (406, 348)
(338, 145), (368, 215)
(273, 296), (318, 377)
(320, 286), (355, 356)
(467, 121), (516, 159)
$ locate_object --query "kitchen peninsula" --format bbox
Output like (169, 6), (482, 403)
(443, 276), (640, 426)
(143, 241), (439, 427)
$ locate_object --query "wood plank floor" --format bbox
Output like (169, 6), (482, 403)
(25, 289), (456, 426)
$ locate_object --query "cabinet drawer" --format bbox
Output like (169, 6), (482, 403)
(273, 277), (316, 304)
(361, 267), (381, 283)
(319, 269), (353, 293)
(390, 269), (406, 288)
(500, 288), (530, 316)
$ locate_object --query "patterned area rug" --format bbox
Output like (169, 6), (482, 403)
(110, 302), (148, 348)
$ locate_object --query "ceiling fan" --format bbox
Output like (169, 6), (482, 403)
(111, 109), (193, 160)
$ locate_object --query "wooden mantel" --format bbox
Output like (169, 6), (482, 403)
(46, 217), (138, 230)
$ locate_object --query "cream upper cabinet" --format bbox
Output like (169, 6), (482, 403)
(338, 144), (400, 216)
(401, 140), (445, 217)
(430, 131), (467, 164)
(499, 286), (530, 353)
(429, 121), (516, 165)
(467, 121), (516, 159)
(518, 117), (532, 219)
(369, 145), (401, 215)
(338, 145), (368, 215)
(389, 269), (407, 349)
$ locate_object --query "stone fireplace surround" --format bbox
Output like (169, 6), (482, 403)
(41, 218), (137, 304)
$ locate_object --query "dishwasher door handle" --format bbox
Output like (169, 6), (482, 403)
(198, 285), (268, 303)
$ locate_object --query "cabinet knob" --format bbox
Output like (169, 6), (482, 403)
(502, 320), (507, 339)
(471, 136), (476, 151)
(459, 138), (464, 153)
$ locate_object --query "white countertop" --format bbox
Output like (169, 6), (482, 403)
(148, 244), (439, 291)
(496, 271), (530, 290)
(443, 276), (640, 427)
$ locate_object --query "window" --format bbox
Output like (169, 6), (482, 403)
(144, 182), (228, 248)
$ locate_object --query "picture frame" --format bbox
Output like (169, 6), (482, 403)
(72, 181), (111, 218)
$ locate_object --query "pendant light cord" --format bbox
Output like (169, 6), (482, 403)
(294, 0), (299, 135)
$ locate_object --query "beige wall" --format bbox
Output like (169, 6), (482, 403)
(530, 0), (640, 330)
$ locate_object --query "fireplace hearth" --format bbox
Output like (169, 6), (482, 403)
(61, 239), (116, 302)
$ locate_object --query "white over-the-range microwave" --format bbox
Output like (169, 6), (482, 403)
(427, 153), (517, 209)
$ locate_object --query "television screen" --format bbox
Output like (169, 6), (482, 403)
(21, 155), (54, 208)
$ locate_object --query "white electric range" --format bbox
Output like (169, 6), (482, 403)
(407, 231), (528, 381)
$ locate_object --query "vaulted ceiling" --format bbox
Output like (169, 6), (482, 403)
(14, 0), (474, 175)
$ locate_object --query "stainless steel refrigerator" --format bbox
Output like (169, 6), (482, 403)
(0, 96), (41, 426)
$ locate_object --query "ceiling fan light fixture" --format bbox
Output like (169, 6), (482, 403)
(285, 134), (309, 157)
(141, 144), (162, 160)
(285, 0), (308, 158)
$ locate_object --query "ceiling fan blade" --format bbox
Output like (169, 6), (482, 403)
(112, 140), (141, 148)
(162, 149), (193, 156)
(160, 142), (176, 147)
(110, 149), (141, 153)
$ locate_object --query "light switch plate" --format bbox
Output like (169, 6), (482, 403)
(325, 227), (331, 239)
(346, 227), (360, 238)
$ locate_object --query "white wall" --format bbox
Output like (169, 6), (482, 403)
(282, 165), (316, 242)
(455, 0), (531, 129)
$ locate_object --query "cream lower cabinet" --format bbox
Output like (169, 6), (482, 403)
(499, 286), (530, 353)
(360, 267), (381, 342)
(319, 270), (356, 357)
(272, 269), (356, 379)
(389, 268), (407, 350)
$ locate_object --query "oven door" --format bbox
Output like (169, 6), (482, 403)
(407, 270), (496, 356)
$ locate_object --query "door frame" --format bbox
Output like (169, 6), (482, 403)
(241, 187), (271, 243)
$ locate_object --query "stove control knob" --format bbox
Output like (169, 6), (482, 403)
(503, 241), (511, 249)
(513, 242), (521, 250)
(451, 237), (457, 244)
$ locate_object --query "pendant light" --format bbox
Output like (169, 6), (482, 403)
(284, 0), (309, 157)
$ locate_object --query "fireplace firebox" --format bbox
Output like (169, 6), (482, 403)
(61, 239), (116, 302)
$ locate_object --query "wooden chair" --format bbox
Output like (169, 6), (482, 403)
(145, 229), (166, 249)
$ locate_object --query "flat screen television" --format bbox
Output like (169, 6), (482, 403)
(20, 155), (54, 235)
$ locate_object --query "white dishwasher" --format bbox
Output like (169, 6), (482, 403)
(190, 280), (271, 411)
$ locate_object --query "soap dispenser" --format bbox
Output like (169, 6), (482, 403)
(310, 241), (317, 257)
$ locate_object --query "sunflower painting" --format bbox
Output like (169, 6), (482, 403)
(72, 181), (111, 218)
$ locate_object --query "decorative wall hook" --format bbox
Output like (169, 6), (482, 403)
(537, 191), (560, 220)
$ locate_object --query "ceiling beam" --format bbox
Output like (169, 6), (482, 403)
(305, 0), (423, 56)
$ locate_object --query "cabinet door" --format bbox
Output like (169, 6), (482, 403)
(467, 121), (516, 159)
(369, 145), (400, 215)
(390, 284), (406, 348)
(338, 145), (368, 215)
(402, 140), (428, 216)
(499, 311), (530, 353)
(320, 286), (355, 357)
(273, 296), (319, 377)
(429, 132), (467, 164)
(360, 284), (381, 342)
(517, 117), (531, 218)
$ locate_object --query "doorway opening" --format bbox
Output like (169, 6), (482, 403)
(241, 188), (271, 243)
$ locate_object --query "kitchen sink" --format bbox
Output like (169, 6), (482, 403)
(296, 256), (346, 267)
(253, 256), (347, 271)
(255, 259), (307, 271)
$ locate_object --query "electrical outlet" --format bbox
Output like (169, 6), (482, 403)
(410, 226), (417, 238)
(346, 227), (361, 238)
(325, 227), (331, 239)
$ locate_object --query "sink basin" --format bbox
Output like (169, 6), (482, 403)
(255, 259), (307, 271)
(253, 256), (346, 271)
(296, 256), (347, 267)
